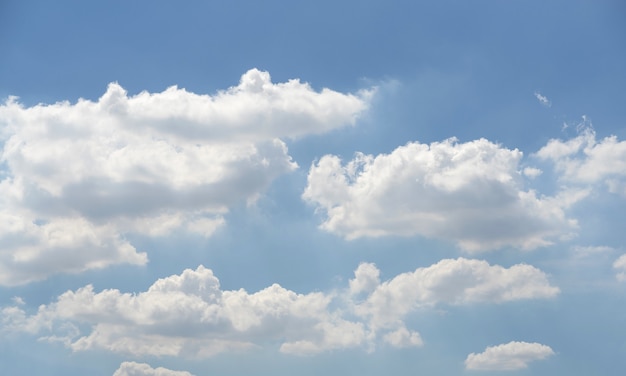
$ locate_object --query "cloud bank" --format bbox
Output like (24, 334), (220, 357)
(1, 259), (558, 358)
(465, 341), (555, 370)
(0, 69), (372, 285)
(303, 138), (581, 251)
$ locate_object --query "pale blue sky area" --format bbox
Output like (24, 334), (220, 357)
(1, 1), (625, 375)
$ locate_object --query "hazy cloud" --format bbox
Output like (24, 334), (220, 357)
(613, 254), (626, 281)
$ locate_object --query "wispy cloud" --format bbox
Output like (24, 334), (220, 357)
(534, 91), (551, 107)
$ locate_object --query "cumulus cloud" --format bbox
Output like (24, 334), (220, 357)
(465, 341), (555, 370)
(303, 138), (581, 252)
(0, 69), (372, 285)
(113, 361), (194, 376)
(536, 125), (626, 195)
(1, 259), (558, 357)
(613, 254), (626, 281)
(352, 259), (559, 331)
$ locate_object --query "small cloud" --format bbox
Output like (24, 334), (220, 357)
(613, 254), (626, 281)
(383, 327), (423, 348)
(572, 245), (615, 257)
(11, 296), (25, 305)
(113, 361), (194, 376)
(465, 341), (555, 371)
(534, 91), (551, 107)
(523, 167), (543, 179)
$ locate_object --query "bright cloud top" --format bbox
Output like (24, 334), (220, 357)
(465, 341), (555, 370)
(113, 362), (194, 376)
(536, 125), (626, 195)
(303, 138), (581, 252)
(0, 69), (372, 285)
(1, 258), (558, 358)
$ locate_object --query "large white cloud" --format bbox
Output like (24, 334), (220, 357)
(464, 341), (555, 370)
(536, 126), (626, 195)
(0, 69), (372, 285)
(303, 138), (582, 252)
(1, 258), (558, 358)
(113, 361), (194, 376)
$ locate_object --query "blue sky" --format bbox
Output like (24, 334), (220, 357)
(1, 1), (625, 375)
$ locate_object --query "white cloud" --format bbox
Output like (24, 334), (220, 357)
(536, 126), (626, 194)
(303, 138), (580, 252)
(113, 361), (194, 376)
(0, 212), (147, 286)
(613, 254), (626, 282)
(534, 92), (551, 107)
(1, 259), (558, 358)
(522, 167), (542, 179)
(352, 258), (559, 330)
(571, 245), (615, 257)
(0, 69), (372, 285)
(349, 262), (380, 296)
(465, 341), (555, 370)
(382, 326), (423, 348)
(1, 265), (358, 357)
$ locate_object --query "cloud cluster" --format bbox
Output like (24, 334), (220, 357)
(303, 138), (580, 251)
(536, 126), (626, 196)
(1, 258), (558, 358)
(352, 259), (559, 331)
(113, 361), (194, 376)
(464, 341), (555, 370)
(0, 69), (372, 285)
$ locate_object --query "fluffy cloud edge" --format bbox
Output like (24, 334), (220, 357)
(303, 137), (581, 252)
(112, 361), (194, 376)
(1, 258), (558, 358)
(0, 69), (374, 286)
(535, 123), (626, 194)
(464, 341), (555, 371)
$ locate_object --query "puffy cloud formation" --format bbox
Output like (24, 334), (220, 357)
(351, 259), (559, 331)
(1, 259), (558, 357)
(613, 254), (626, 282)
(303, 138), (580, 251)
(464, 341), (555, 370)
(113, 362), (194, 376)
(0, 69), (372, 285)
(536, 125), (626, 195)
